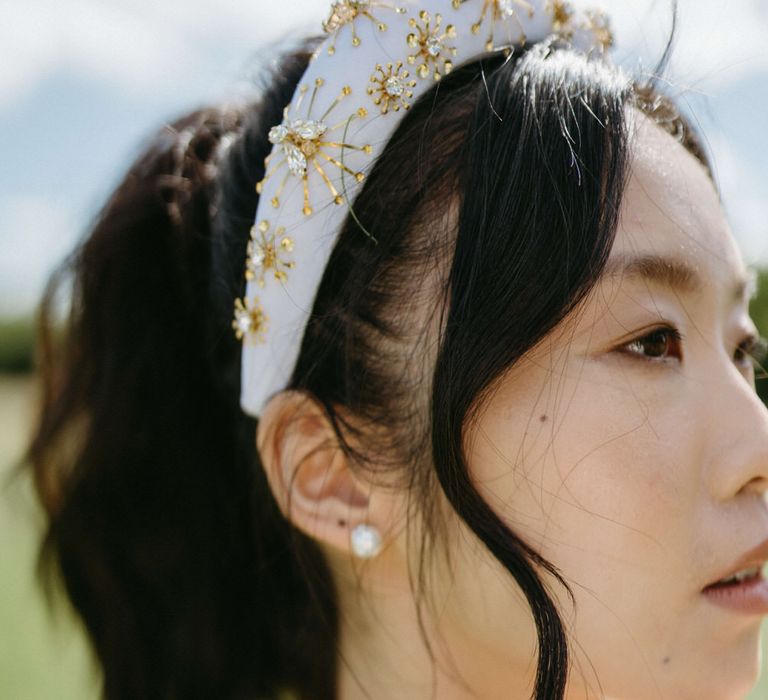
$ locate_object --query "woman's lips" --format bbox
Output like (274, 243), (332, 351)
(703, 535), (768, 590)
(701, 570), (768, 615)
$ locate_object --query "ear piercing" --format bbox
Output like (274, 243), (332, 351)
(350, 523), (382, 558)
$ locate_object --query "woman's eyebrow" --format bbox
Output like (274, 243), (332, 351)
(602, 253), (755, 304)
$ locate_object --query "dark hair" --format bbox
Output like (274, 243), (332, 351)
(25, 29), (710, 700)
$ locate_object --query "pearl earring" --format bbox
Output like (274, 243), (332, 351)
(350, 523), (382, 558)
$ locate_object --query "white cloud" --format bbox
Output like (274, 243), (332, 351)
(0, 0), (329, 108)
(594, 0), (768, 90)
(0, 1), (191, 108)
(0, 194), (80, 315)
(706, 134), (768, 265)
(3, 0), (766, 109)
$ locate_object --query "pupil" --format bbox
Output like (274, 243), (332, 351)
(644, 330), (668, 357)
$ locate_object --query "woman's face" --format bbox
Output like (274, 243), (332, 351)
(445, 113), (768, 700)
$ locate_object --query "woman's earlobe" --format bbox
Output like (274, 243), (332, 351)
(256, 391), (381, 556)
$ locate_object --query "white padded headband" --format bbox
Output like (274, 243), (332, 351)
(235, 0), (613, 417)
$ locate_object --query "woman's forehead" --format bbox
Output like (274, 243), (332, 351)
(611, 111), (747, 297)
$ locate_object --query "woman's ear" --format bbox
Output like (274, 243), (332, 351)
(256, 391), (382, 556)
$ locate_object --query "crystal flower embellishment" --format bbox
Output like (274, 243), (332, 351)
(256, 78), (372, 216)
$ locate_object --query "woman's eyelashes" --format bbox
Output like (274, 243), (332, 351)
(615, 326), (768, 373)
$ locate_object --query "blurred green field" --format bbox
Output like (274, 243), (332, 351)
(2, 369), (768, 698)
(0, 375), (98, 699)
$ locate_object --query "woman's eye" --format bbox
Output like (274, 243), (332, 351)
(616, 328), (768, 371)
(735, 334), (768, 375)
(619, 327), (683, 362)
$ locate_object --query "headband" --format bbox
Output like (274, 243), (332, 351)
(235, 0), (613, 417)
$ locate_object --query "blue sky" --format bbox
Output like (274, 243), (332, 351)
(1, 0), (766, 315)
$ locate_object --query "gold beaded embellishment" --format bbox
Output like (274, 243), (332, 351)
(582, 9), (613, 51)
(546, 0), (574, 40)
(368, 62), (417, 113)
(232, 296), (268, 343)
(457, 0), (534, 51)
(323, 1), (407, 55)
(256, 78), (373, 217)
(407, 10), (458, 80)
(246, 220), (295, 287)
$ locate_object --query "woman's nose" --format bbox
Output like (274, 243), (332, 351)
(710, 363), (768, 501)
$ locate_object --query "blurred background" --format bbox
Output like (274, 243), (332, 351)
(1, 0), (767, 697)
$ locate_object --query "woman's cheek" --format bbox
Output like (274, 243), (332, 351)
(474, 357), (686, 531)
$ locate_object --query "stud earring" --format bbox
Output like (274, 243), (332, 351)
(350, 523), (382, 558)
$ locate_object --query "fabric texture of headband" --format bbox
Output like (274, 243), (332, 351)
(235, 0), (614, 417)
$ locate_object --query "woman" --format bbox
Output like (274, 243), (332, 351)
(26, 1), (768, 698)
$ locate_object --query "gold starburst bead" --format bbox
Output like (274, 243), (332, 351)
(367, 62), (417, 114)
(546, 0), (574, 40)
(584, 9), (613, 51)
(406, 11), (457, 81)
(469, 0), (534, 51)
(323, 1), (407, 55)
(232, 296), (268, 343)
(246, 220), (296, 287)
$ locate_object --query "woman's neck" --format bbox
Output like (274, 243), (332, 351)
(333, 567), (539, 699)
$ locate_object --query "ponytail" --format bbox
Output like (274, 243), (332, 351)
(27, 45), (337, 700)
